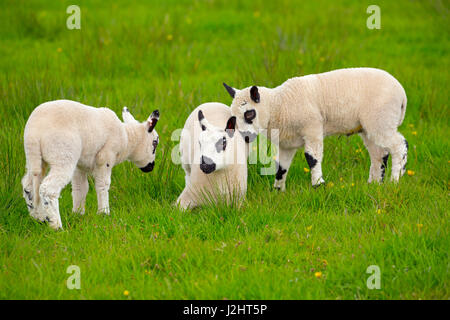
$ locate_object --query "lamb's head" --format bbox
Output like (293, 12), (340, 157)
(197, 110), (237, 174)
(122, 107), (160, 173)
(223, 83), (270, 143)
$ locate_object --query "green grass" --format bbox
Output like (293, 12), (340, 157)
(0, 0), (448, 299)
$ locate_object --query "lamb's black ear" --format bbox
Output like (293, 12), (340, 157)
(225, 116), (236, 138)
(250, 86), (260, 103)
(223, 83), (236, 98)
(147, 109), (159, 132)
(198, 110), (207, 131)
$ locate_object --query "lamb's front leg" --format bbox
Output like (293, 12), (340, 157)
(274, 148), (297, 191)
(72, 168), (89, 214)
(93, 164), (112, 215)
(303, 126), (325, 187)
(176, 188), (197, 211)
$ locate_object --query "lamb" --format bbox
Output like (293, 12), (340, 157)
(21, 99), (160, 229)
(176, 102), (248, 210)
(223, 67), (408, 190)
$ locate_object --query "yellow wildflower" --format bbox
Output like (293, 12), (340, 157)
(123, 290), (129, 296)
(314, 271), (322, 278)
(304, 167), (310, 173)
(306, 225), (312, 231)
(407, 170), (415, 176)
(411, 131), (417, 136)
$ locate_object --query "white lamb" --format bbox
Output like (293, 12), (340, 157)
(176, 102), (248, 210)
(21, 99), (160, 230)
(223, 67), (408, 190)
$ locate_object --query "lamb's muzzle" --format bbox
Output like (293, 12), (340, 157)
(200, 156), (216, 174)
(140, 161), (155, 173)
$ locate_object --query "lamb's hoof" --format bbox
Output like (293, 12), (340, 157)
(368, 177), (382, 184)
(72, 208), (85, 215)
(97, 208), (110, 215)
(312, 177), (325, 188)
(274, 180), (286, 192)
(39, 215), (62, 230)
(177, 202), (192, 211)
(32, 211), (47, 223)
(34, 217), (46, 224)
(312, 181), (325, 189)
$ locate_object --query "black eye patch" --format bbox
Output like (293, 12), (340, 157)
(215, 136), (227, 153)
(152, 137), (159, 154)
(244, 109), (256, 124)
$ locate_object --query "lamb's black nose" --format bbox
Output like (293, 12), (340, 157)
(200, 156), (216, 174)
(239, 130), (257, 143)
(140, 161), (155, 173)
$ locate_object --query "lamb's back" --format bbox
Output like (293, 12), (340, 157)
(25, 100), (120, 139)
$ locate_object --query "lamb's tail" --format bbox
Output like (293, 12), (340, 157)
(25, 136), (43, 206)
(399, 89), (407, 127)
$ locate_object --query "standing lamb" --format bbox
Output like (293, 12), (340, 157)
(223, 67), (408, 190)
(22, 100), (160, 229)
(176, 102), (248, 210)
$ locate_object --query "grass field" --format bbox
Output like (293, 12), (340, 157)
(0, 0), (448, 299)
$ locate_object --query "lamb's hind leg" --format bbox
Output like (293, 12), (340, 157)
(22, 165), (45, 220)
(22, 173), (36, 217)
(39, 163), (76, 230)
(368, 131), (408, 182)
(360, 133), (389, 183)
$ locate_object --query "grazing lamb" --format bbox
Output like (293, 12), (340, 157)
(21, 100), (160, 229)
(223, 67), (408, 190)
(176, 102), (248, 210)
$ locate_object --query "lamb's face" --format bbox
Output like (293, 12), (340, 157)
(135, 129), (159, 172)
(223, 83), (268, 143)
(122, 108), (160, 172)
(197, 110), (236, 174)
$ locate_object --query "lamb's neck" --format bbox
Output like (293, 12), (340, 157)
(266, 87), (285, 129)
(122, 123), (142, 162)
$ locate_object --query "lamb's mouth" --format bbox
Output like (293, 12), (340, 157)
(239, 131), (257, 143)
(140, 161), (155, 173)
